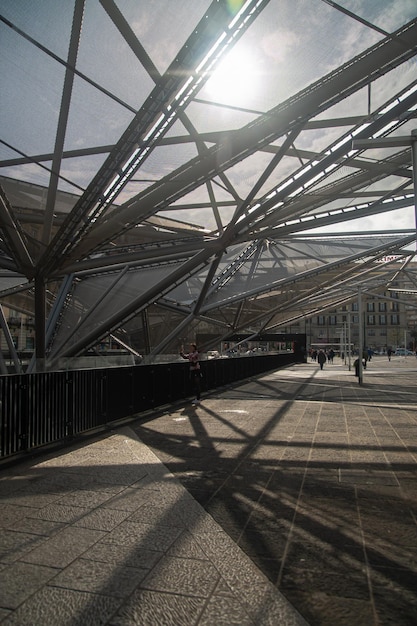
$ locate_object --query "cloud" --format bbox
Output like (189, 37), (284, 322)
(260, 29), (299, 64)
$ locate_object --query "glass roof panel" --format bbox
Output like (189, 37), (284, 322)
(0, 0), (416, 368)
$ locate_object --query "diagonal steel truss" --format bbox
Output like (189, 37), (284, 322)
(0, 2), (417, 371)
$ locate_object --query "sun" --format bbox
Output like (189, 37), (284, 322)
(205, 48), (258, 104)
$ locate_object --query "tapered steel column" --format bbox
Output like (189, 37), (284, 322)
(34, 276), (46, 371)
(357, 287), (363, 385)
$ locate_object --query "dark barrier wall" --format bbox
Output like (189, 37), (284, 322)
(0, 353), (302, 459)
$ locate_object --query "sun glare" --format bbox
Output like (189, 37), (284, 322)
(206, 49), (258, 104)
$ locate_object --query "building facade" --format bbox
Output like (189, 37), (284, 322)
(305, 288), (414, 354)
(2, 283), (417, 362)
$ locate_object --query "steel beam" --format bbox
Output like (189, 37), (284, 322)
(38, 0), (270, 277)
(42, 0), (85, 245)
(66, 19), (417, 264)
(0, 185), (34, 275)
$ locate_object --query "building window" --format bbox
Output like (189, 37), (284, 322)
(367, 315), (375, 325)
(352, 314), (359, 323)
(367, 330), (375, 337)
(25, 337), (35, 350)
(352, 303), (358, 311)
(391, 314), (399, 325)
(367, 302), (375, 312)
(379, 315), (386, 325)
(329, 315), (337, 325)
(8, 311), (21, 325)
(379, 302), (387, 312)
(317, 316), (325, 325)
(391, 302), (399, 312)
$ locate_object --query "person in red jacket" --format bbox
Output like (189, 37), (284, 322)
(180, 343), (202, 405)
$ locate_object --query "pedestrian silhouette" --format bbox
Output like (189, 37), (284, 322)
(318, 350), (326, 370)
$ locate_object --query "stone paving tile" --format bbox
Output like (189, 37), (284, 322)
(285, 539), (366, 577)
(141, 554), (219, 596)
(102, 486), (163, 512)
(73, 477), (128, 494)
(363, 520), (417, 548)
(196, 530), (279, 594)
(237, 528), (288, 559)
(125, 495), (191, 527)
(132, 358), (417, 626)
(166, 529), (211, 559)
(0, 561), (59, 609)
(199, 594), (256, 625)
(81, 541), (163, 570)
(21, 471), (121, 495)
(1, 358), (416, 625)
(5, 517), (67, 537)
(74, 506), (132, 531)
(244, 511), (293, 534)
(99, 519), (183, 552)
(364, 538), (417, 571)
(287, 592), (375, 626)
(240, 584), (308, 626)
(55, 488), (117, 508)
(0, 530), (47, 565)
(50, 557), (149, 598)
(20, 526), (106, 568)
(0, 586), (122, 626)
(280, 567), (370, 601)
(26, 502), (90, 524)
(53, 464), (148, 486)
(0, 475), (39, 496)
(0, 608), (11, 622)
(3, 428), (303, 626)
(0, 504), (39, 528)
(107, 589), (206, 626)
(0, 491), (64, 509)
(372, 582), (417, 626)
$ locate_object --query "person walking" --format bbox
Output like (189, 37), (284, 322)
(317, 349), (326, 370)
(180, 343), (202, 405)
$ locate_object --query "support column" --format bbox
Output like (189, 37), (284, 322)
(141, 309), (151, 356)
(35, 275), (46, 371)
(343, 321), (347, 364)
(357, 287), (363, 385)
(0, 305), (22, 374)
(348, 311), (352, 371)
(412, 129), (417, 248)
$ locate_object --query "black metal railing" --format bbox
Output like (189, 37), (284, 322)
(0, 353), (302, 460)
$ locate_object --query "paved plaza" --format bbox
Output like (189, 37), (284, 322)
(1, 356), (416, 625)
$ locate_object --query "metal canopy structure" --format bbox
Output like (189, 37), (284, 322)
(1, 0), (417, 371)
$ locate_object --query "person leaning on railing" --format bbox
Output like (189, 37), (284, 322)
(180, 343), (202, 405)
